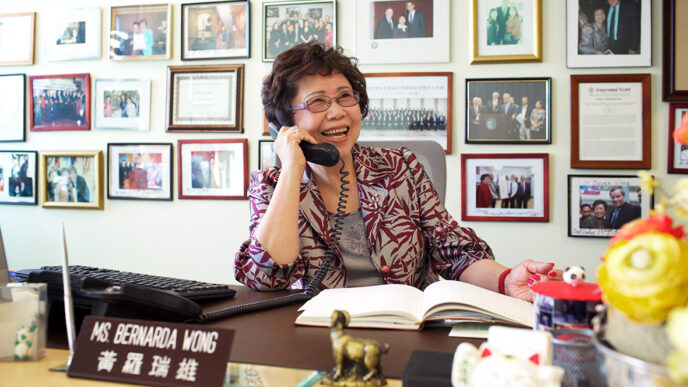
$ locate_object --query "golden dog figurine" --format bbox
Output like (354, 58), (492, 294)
(321, 310), (388, 386)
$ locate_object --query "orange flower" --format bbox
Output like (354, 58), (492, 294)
(609, 214), (685, 246)
(674, 112), (688, 145)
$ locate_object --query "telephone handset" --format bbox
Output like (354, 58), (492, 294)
(267, 121), (340, 167)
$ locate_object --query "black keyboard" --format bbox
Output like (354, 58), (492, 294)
(26, 265), (236, 302)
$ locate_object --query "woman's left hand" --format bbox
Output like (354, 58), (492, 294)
(505, 260), (563, 302)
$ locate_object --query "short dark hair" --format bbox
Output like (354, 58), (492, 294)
(262, 42), (368, 127)
(580, 204), (592, 211)
(592, 200), (608, 211)
(480, 173), (490, 183)
(609, 186), (625, 197)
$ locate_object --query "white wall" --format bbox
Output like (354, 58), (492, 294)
(0, 0), (674, 284)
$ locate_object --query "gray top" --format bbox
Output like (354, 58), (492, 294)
(331, 210), (385, 287)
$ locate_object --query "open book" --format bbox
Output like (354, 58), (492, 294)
(296, 280), (534, 330)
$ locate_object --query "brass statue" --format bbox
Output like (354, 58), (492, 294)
(321, 310), (388, 386)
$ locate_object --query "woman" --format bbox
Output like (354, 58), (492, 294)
(476, 174), (493, 208)
(504, 7), (521, 44)
(394, 15), (409, 39)
(581, 200), (608, 229)
(235, 42), (561, 300)
(124, 96), (138, 118)
(579, 8), (609, 55)
(269, 22), (281, 58)
(300, 23), (313, 44)
(487, 8), (500, 45)
(324, 22), (333, 49)
(530, 100), (545, 139)
(104, 95), (113, 118)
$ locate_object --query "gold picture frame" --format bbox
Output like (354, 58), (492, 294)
(471, 0), (542, 64)
(40, 151), (104, 209)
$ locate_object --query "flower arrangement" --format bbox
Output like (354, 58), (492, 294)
(596, 117), (688, 383)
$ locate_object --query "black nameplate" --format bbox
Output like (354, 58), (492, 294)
(68, 316), (233, 387)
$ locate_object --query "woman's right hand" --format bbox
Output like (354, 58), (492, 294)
(273, 125), (318, 172)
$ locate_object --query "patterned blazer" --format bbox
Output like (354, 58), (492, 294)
(234, 144), (494, 291)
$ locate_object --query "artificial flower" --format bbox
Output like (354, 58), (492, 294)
(667, 307), (688, 383)
(598, 232), (688, 323)
(671, 179), (688, 220)
(650, 198), (669, 216)
(609, 214), (685, 246)
(673, 111), (688, 145)
(637, 171), (657, 195)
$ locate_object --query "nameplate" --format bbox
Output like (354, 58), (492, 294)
(68, 316), (233, 386)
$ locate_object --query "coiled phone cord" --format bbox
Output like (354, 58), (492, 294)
(195, 159), (350, 323)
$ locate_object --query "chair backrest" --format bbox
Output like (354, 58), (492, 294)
(358, 140), (446, 204)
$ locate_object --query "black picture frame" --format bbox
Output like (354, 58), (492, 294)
(0, 150), (37, 205)
(107, 143), (173, 201)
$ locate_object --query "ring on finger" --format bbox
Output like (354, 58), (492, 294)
(290, 126), (299, 133)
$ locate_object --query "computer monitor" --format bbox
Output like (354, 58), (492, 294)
(0, 226), (10, 285)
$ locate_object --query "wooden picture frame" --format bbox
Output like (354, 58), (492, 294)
(663, 0), (688, 101)
(181, 0), (250, 60)
(570, 74), (651, 169)
(0, 74), (26, 142)
(29, 73), (91, 132)
(568, 174), (652, 238)
(668, 103), (688, 174)
(461, 153), (549, 222)
(40, 151), (103, 209)
(166, 65), (244, 133)
(178, 139), (248, 200)
(0, 151), (37, 205)
(0, 12), (35, 66)
(109, 4), (172, 61)
(361, 72), (452, 154)
(465, 77), (551, 144)
(107, 143), (173, 201)
(471, 0), (542, 64)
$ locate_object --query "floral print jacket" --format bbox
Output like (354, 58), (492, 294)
(234, 144), (494, 290)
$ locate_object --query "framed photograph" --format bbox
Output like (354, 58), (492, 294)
(361, 72), (452, 154)
(354, 0), (450, 64)
(109, 4), (172, 60)
(40, 151), (103, 209)
(567, 0), (651, 68)
(167, 65), (244, 133)
(29, 74), (91, 132)
(668, 103), (688, 174)
(0, 12), (35, 65)
(94, 79), (151, 131)
(571, 74), (650, 169)
(107, 143), (172, 201)
(43, 7), (101, 61)
(471, 0), (542, 64)
(178, 139), (248, 200)
(465, 77), (551, 144)
(461, 153), (549, 222)
(182, 0), (250, 60)
(663, 0), (688, 100)
(568, 175), (652, 238)
(0, 74), (25, 142)
(0, 151), (37, 205)
(262, 0), (336, 62)
(258, 139), (280, 170)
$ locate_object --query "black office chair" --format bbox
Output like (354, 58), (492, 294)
(358, 140), (446, 205)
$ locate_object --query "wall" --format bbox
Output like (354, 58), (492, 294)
(0, 0), (674, 284)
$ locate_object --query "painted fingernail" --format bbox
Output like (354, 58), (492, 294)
(532, 274), (541, 281)
(527, 279), (534, 285)
(548, 271), (557, 278)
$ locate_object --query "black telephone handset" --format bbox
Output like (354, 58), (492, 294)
(268, 121), (340, 167)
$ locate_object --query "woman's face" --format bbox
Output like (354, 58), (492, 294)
(490, 10), (498, 19)
(105, 96), (111, 104)
(535, 101), (542, 109)
(399, 16), (406, 25)
(291, 72), (361, 160)
(594, 9), (606, 23)
(594, 204), (606, 218)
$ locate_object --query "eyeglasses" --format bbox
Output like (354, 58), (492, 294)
(291, 89), (360, 113)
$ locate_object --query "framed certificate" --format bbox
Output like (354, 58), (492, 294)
(571, 74), (651, 169)
(166, 65), (244, 133)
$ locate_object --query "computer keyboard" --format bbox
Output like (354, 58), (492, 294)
(25, 265), (236, 302)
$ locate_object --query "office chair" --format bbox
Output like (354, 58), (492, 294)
(358, 140), (446, 205)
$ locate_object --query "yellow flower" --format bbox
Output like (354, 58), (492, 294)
(671, 179), (688, 220)
(667, 306), (688, 383)
(598, 232), (688, 323)
(637, 171), (657, 195)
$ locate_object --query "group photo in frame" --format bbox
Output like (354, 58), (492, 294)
(262, 0), (336, 61)
(668, 103), (688, 174)
(354, 0), (449, 64)
(461, 153), (549, 222)
(181, 0), (249, 60)
(567, 0), (651, 68)
(40, 151), (103, 209)
(570, 73), (650, 169)
(472, 0), (542, 63)
(43, 7), (101, 62)
(663, 0), (688, 100)
(0, 12), (35, 65)
(178, 139), (248, 200)
(166, 64), (244, 133)
(107, 143), (172, 201)
(568, 175), (652, 238)
(258, 139), (279, 170)
(94, 79), (151, 131)
(0, 151), (37, 205)
(465, 77), (551, 144)
(0, 74), (26, 142)
(361, 72), (452, 153)
(29, 74), (91, 132)
(109, 4), (172, 61)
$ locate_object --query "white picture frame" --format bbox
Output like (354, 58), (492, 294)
(0, 74), (26, 142)
(0, 12), (35, 66)
(354, 0), (449, 64)
(43, 7), (101, 61)
(94, 79), (151, 131)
